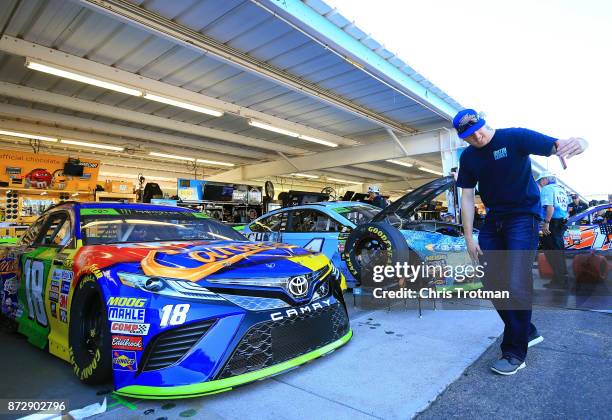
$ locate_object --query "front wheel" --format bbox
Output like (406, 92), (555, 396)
(343, 222), (410, 287)
(68, 275), (112, 384)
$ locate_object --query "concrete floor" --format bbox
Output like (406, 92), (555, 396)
(0, 298), (502, 420)
(1, 265), (609, 420)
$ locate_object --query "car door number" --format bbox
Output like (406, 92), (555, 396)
(24, 259), (48, 326)
(160, 304), (190, 327)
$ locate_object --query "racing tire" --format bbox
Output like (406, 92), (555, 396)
(68, 275), (112, 385)
(343, 222), (410, 287)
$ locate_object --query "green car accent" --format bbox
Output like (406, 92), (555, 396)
(192, 213), (210, 219)
(115, 329), (353, 399)
(80, 208), (120, 216)
(0, 237), (19, 244)
(232, 225), (246, 231)
(17, 246), (55, 349)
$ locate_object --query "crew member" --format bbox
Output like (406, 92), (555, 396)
(367, 185), (387, 209)
(455, 108), (587, 376)
(537, 172), (569, 288)
(567, 194), (587, 216)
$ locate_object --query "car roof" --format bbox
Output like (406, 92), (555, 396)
(567, 203), (612, 222)
(50, 202), (195, 213)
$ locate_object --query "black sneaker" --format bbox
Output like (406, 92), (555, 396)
(491, 356), (526, 375)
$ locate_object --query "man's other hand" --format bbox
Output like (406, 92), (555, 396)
(556, 137), (588, 159)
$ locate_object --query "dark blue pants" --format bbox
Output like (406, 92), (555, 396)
(478, 214), (539, 361)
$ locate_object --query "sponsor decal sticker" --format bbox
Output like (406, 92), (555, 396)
(59, 293), (68, 310)
(108, 306), (146, 323)
(112, 335), (143, 351)
(110, 322), (150, 336)
(112, 350), (137, 371)
(49, 291), (59, 303)
(50, 302), (57, 318)
(106, 297), (147, 308)
(59, 309), (68, 323)
(61, 279), (71, 295)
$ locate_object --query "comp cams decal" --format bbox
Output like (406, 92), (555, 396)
(110, 322), (150, 336)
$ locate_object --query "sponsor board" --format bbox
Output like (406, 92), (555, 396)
(112, 335), (143, 351)
(106, 297), (147, 308)
(108, 307), (146, 323)
(112, 350), (137, 371)
(110, 322), (150, 336)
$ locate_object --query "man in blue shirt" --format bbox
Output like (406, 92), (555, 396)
(367, 185), (387, 209)
(537, 172), (570, 288)
(455, 109), (587, 375)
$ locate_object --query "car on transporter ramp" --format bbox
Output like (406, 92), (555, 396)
(0, 202), (351, 399)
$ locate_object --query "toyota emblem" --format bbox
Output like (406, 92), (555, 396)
(287, 276), (308, 298)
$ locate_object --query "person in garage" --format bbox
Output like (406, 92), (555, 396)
(537, 172), (569, 289)
(367, 185), (387, 209)
(567, 194), (587, 216)
(454, 108), (588, 376)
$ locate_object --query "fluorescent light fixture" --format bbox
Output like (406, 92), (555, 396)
(418, 167), (444, 176)
(196, 159), (235, 167)
(298, 134), (338, 148)
(386, 159), (413, 168)
(327, 177), (362, 185)
(0, 129), (57, 142)
(26, 59), (142, 96)
(149, 152), (195, 162)
(248, 120), (299, 137)
(143, 93), (223, 117)
(60, 139), (124, 151)
(292, 173), (319, 179)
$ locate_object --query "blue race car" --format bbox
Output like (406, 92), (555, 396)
(342, 177), (479, 289)
(0, 202), (350, 399)
(241, 202), (381, 287)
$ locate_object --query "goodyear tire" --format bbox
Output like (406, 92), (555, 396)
(343, 222), (410, 287)
(68, 275), (112, 384)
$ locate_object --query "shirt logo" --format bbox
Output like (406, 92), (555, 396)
(493, 147), (507, 160)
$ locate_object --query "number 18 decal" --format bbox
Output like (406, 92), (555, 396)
(160, 304), (190, 327)
(24, 259), (47, 326)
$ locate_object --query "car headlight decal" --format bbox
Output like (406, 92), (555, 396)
(117, 272), (225, 301)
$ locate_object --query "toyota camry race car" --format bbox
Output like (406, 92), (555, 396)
(342, 177), (481, 289)
(241, 202), (381, 288)
(0, 203), (351, 398)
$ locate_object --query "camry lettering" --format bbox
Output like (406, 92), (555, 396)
(271, 298), (332, 321)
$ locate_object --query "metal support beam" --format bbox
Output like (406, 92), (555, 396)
(0, 81), (306, 156)
(0, 35), (355, 147)
(386, 128), (410, 157)
(0, 105), (258, 162)
(79, 0), (416, 134)
(209, 131), (442, 182)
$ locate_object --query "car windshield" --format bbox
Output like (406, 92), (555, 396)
(332, 204), (380, 225)
(80, 209), (245, 245)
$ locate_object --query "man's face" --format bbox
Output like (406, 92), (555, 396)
(463, 127), (490, 148)
(368, 191), (375, 199)
(573, 197), (580, 204)
(538, 179), (549, 188)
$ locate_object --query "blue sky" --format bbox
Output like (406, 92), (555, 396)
(328, 0), (611, 198)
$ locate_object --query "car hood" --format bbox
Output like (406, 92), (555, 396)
(76, 240), (328, 281)
(371, 176), (455, 222)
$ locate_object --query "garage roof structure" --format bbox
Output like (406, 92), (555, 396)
(0, 0), (579, 197)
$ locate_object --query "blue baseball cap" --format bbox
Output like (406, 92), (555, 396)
(453, 109), (486, 139)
